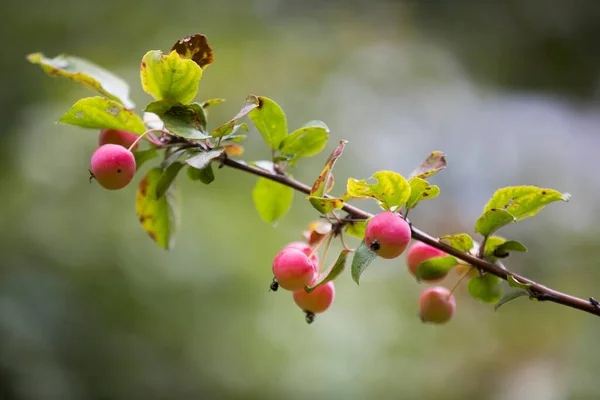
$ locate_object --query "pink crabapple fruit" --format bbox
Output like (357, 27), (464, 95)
(364, 211), (411, 259)
(283, 242), (319, 270)
(98, 129), (140, 151)
(406, 241), (448, 282)
(419, 286), (456, 324)
(293, 280), (335, 323)
(272, 248), (316, 291)
(90, 144), (136, 190)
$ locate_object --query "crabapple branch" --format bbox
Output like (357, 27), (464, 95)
(221, 156), (600, 318)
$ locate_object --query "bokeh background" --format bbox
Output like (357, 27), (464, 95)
(2, 1), (600, 399)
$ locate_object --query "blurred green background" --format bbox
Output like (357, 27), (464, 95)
(2, 1), (600, 399)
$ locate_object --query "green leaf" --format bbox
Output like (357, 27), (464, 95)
(58, 97), (145, 134)
(186, 164), (214, 184)
(345, 220), (367, 239)
(185, 150), (224, 170)
(439, 234), (474, 253)
(415, 256), (459, 282)
(136, 167), (179, 250)
(409, 151), (447, 179)
(133, 148), (158, 171)
(468, 274), (503, 304)
(156, 162), (185, 199)
(484, 186), (571, 222)
(482, 236), (505, 257)
(307, 196), (344, 214)
(220, 123), (248, 143)
(405, 177), (440, 210)
(494, 290), (530, 311)
(310, 140), (347, 197)
(305, 249), (350, 293)
(145, 100), (209, 139)
(170, 33), (214, 69)
(474, 208), (516, 237)
(492, 240), (527, 258)
(201, 98), (226, 110)
(279, 124), (329, 164)
(248, 96), (287, 150)
(27, 53), (135, 109)
(507, 275), (533, 290)
(212, 95), (259, 138)
(140, 50), (202, 104)
(346, 171), (410, 212)
(351, 240), (379, 284)
(160, 147), (188, 169)
(252, 177), (294, 224)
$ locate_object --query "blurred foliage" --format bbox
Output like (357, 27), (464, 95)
(1, 0), (600, 399)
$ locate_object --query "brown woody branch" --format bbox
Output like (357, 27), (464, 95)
(221, 156), (600, 317)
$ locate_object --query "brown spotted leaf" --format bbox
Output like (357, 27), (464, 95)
(171, 34), (215, 69)
(409, 151), (447, 179)
(307, 196), (344, 214)
(346, 171), (410, 212)
(405, 177), (440, 211)
(483, 186), (571, 221)
(136, 168), (180, 250)
(310, 140), (347, 197)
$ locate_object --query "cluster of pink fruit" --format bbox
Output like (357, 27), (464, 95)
(89, 129), (140, 190)
(365, 211), (457, 324)
(271, 241), (335, 324)
(273, 211), (460, 324)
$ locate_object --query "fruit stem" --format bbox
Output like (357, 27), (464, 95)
(128, 129), (168, 152)
(448, 266), (474, 299)
(318, 232), (335, 273)
(308, 230), (333, 272)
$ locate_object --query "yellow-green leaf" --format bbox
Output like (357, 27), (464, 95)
(310, 140), (347, 197)
(346, 171), (410, 211)
(483, 236), (527, 260)
(440, 234), (474, 253)
(248, 96), (287, 150)
(58, 97), (145, 134)
(252, 177), (294, 224)
(415, 256), (459, 282)
(345, 220), (367, 239)
(136, 168), (180, 250)
(307, 196), (344, 214)
(468, 274), (503, 304)
(27, 53), (135, 109)
(475, 208), (516, 237)
(405, 177), (440, 210)
(141, 50), (202, 104)
(484, 186), (571, 221)
(279, 123), (329, 164)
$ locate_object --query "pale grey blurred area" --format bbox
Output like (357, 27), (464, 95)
(1, 0), (600, 399)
